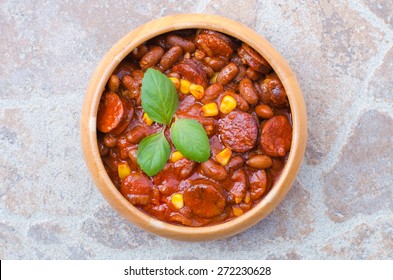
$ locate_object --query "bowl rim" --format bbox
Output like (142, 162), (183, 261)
(81, 14), (307, 241)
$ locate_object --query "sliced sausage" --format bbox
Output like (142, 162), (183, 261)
(218, 111), (258, 152)
(259, 73), (288, 108)
(195, 31), (234, 59)
(201, 159), (227, 180)
(97, 92), (125, 133)
(159, 45), (183, 70)
(120, 172), (153, 205)
(237, 43), (271, 74)
(139, 46), (165, 71)
(183, 180), (226, 218)
(249, 170), (267, 200)
(172, 59), (208, 87)
(260, 115), (292, 157)
(239, 78), (259, 105)
(217, 62), (238, 85)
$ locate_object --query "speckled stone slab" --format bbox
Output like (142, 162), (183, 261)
(1, 0), (392, 259)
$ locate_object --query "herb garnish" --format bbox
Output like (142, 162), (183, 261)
(137, 68), (210, 176)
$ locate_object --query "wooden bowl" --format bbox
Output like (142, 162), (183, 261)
(81, 14), (307, 241)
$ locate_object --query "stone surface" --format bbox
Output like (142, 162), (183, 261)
(0, 1), (392, 259)
(368, 47), (393, 102)
(323, 110), (393, 223)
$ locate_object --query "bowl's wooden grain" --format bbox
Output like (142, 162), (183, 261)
(81, 14), (307, 241)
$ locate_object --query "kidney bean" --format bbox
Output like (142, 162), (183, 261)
(255, 104), (273, 119)
(259, 73), (288, 108)
(233, 65), (247, 83)
(246, 155), (273, 169)
(107, 74), (120, 92)
(201, 83), (223, 104)
(128, 148), (138, 163)
(221, 91), (249, 111)
(113, 61), (138, 80)
(159, 45), (183, 70)
(201, 159), (227, 180)
(203, 57), (227, 71)
(260, 115), (292, 157)
(139, 46), (165, 71)
(174, 158), (196, 179)
(239, 78), (259, 105)
(229, 169), (247, 199)
(98, 142), (109, 156)
(120, 172), (153, 206)
(218, 111), (258, 153)
(225, 155), (244, 173)
(122, 75), (140, 98)
(129, 44), (148, 60)
(131, 69), (144, 81)
(217, 62), (239, 85)
(103, 134), (117, 147)
(249, 170), (267, 200)
(199, 62), (215, 79)
(126, 126), (147, 144)
(238, 43), (271, 74)
(166, 34), (196, 53)
(183, 180), (226, 218)
(246, 67), (262, 81)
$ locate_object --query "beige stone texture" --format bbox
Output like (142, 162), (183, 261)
(0, 0), (392, 259)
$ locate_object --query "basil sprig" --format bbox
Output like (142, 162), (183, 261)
(141, 69), (178, 126)
(137, 131), (171, 177)
(137, 68), (211, 176)
(171, 118), (210, 162)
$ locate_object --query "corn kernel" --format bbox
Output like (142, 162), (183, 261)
(142, 112), (154, 126)
(118, 162), (131, 179)
(180, 79), (191, 94)
(171, 193), (184, 209)
(220, 95), (237, 114)
(235, 197), (242, 204)
(201, 102), (218, 117)
(232, 206), (244, 217)
(211, 72), (219, 83)
(190, 84), (205, 99)
(215, 147), (232, 166)
(244, 192), (251, 204)
(169, 77), (180, 89)
(170, 151), (184, 163)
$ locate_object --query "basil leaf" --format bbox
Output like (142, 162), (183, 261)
(137, 131), (170, 176)
(141, 68), (178, 126)
(171, 118), (210, 162)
